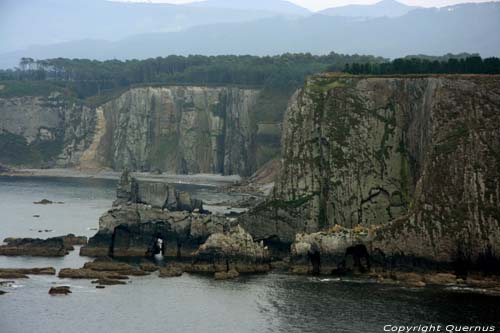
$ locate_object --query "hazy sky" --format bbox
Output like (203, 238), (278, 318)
(120, 0), (499, 11)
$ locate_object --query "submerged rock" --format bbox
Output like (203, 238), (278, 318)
(49, 286), (71, 295)
(91, 279), (127, 286)
(33, 199), (53, 205)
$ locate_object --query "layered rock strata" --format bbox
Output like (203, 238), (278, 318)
(0, 86), (262, 175)
(241, 74), (500, 272)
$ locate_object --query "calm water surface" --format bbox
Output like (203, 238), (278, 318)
(0, 176), (499, 333)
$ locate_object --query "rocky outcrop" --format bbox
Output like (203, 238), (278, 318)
(290, 226), (371, 275)
(1, 237), (67, 256)
(113, 169), (203, 212)
(0, 267), (56, 278)
(82, 172), (269, 275)
(0, 234), (87, 256)
(241, 74), (500, 270)
(81, 171), (231, 257)
(195, 225), (269, 273)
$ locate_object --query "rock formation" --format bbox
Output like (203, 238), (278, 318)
(241, 74), (500, 272)
(0, 234), (86, 256)
(80, 171), (270, 275)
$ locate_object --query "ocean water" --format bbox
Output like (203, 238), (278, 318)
(0, 176), (499, 333)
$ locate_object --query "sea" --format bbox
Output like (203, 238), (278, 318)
(0, 176), (499, 333)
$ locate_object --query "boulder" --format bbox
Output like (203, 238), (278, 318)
(158, 265), (184, 278)
(140, 262), (159, 272)
(49, 286), (71, 295)
(214, 269), (239, 280)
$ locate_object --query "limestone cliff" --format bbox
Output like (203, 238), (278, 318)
(241, 74), (500, 265)
(0, 92), (95, 167)
(0, 86), (262, 175)
(88, 86), (259, 175)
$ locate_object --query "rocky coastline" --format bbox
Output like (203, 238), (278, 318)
(1, 75), (499, 295)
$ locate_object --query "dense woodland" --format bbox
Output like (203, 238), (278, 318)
(1, 53), (498, 105)
(0, 53), (383, 100)
(343, 56), (500, 75)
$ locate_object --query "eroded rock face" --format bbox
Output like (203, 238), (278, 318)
(242, 74), (500, 266)
(82, 205), (230, 258)
(83, 86), (259, 175)
(81, 173), (230, 258)
(0, 86), (262, 175)
(197, 225), (268, 262)
(0, 94), (95, 167)
(113, 170), (203, 212)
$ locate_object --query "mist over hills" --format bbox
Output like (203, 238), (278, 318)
(0, 1), (499, 69)
(0, 0), (291, 54)
(319, 0), (419, 18)
(188, 0), (310, 16)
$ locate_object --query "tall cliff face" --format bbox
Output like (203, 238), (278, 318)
(0, 93), (95, 167)
(0, 86), (262, 175)
(242, 74), (500, 263)
(87, 86), (259, 175)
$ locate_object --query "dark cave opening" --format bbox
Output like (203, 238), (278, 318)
(309, 251), (321, 275)
(345, 244), (370, 273)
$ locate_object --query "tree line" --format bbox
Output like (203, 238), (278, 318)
(342, 56), (500, 75)
(0, 53), (384, 98)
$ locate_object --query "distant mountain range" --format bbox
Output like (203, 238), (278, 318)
(0, 0), (298, 54)
(188, 0), (310, 16)
(0, 1), (499, 69)
(320, 0), (419, 18)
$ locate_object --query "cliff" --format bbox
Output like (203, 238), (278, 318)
(241, 74), (500, 266)
(0, 92), (95, 167)
(0, 86), (267, 176)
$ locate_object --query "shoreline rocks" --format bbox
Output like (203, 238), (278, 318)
(214, 269), (240, 280)
(58, 268), (129, 280)
(158, 265), (184, 278)
(0, 267), (56, 279)
(0, 234), (87, 257)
